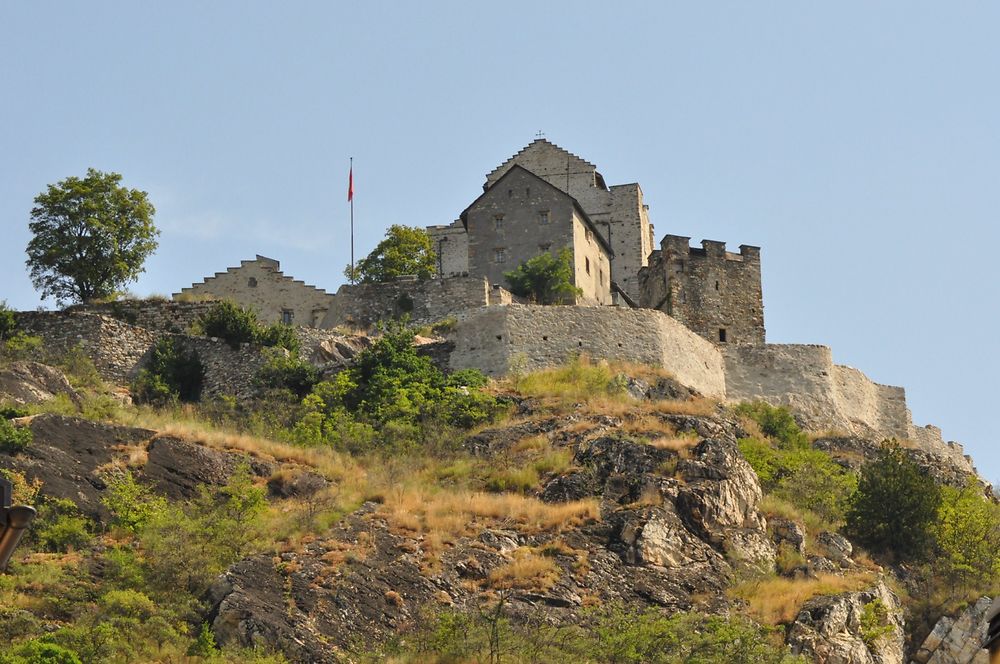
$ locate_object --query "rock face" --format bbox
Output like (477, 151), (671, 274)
(1, 415), (154, 518)
(141, 437), (276, 499)
(911, 597), (992, 664)
(788, 579), (905, 664)
(0, 362), (79, 406)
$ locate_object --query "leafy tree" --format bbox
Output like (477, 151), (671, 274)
(845, 442), (941, 560)
(26, 168), (159, 305)
(504, 248), (582, 304)
(0, 301), (15, 342)
(345, 225), (437, 283)
(131, 337), (205, 405)
(931, 481), (1000, 587)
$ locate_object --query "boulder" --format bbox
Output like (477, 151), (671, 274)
(818, 531), (854, 565)
(770, 517), (807, 555)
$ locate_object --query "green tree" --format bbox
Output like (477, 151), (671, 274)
(26, 168), (159, 305)
(345, 225), (437, 283)
(503, 248), (582, 304)
(931, 481), (1000, 587)
(845, 442), (941, 560)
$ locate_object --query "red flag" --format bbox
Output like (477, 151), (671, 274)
(348, 165), (354, 202)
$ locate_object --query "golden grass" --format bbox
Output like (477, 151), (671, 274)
(730, 571), (874, 625)
(646, 436), (699, 452)
(488, 548), (561, 591)
(651, 397), (717, 417)
(512, 434), (549, 453)
(759, 495), (836, 542)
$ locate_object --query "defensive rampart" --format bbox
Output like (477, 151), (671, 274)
(447, 305), (727, 398)
(320, 276), (517, 330)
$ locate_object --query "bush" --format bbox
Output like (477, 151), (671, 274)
(504, 248), (582, 304)
(0, 417), (32, 452)
(34, 498), (92, 552)
(196, 301), (299, 352)
(845, 442), (941, 560)
(0, 301), (15, 341)
(256, 348), (319, 398)
(733, 402), (809, 449)
(132, 337), (205, 405)
(931, 480), (1000, 587)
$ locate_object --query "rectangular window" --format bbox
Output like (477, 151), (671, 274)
(494, 248), (506, 264)
(282, 310), (294, 325)
(599, 269), (604, 285)
(494, 214), (504, 231)
(585, 257), (591, 275)
(539, 211), (549, 224)
(718, 328), (727, 343)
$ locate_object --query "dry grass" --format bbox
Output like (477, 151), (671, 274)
(759, 495), (836, 542)
(512, 434), (549, 454)
(730, 571), (874, 625)
(647, 436), (699, 452)
(651, 397), (717, 417)
(488, 547), (561, 591)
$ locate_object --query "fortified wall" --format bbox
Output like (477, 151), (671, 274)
(447, 305), (727, 398)
(71, 300), (216, 334)
(319, 275), (518, 330)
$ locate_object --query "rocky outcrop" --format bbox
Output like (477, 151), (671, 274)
(911, 597), (992, 664)
(676, 438), (776, 568)
(1, 415), (154, 518)
(0, 362), (79, 406)
(788, 579), (905, 664)
(141, 436), (276, 499)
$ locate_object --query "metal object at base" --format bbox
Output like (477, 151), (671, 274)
(0, 505), (36, 571)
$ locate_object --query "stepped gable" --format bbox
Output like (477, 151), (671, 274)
(176, 255), (332, 298)
(484, 138), (602, 190)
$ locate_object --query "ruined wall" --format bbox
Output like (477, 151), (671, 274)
(448, 305), (726, 398)
(319, 276), (508, 330)
(75, 300), (217, 334)
(174, 256), (335, 327)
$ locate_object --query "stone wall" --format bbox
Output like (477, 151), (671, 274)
(426, 221), (469, 278)
(319, 276), (510, 330)
(447, 304), (727, 398)
(16, 311), (158, 383)
(721, 343), (975, 471)
(639, 235), (765, 346)
(174, 255), (335, 327)
(74, 300), (217, 334)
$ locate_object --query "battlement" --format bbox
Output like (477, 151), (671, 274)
(660, 235), (760, 262)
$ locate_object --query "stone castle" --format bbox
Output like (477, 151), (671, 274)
(14, 139), (974, 474)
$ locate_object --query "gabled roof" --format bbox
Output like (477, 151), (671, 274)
(460, 165), (614, 256)
(485, 139), (597, 187)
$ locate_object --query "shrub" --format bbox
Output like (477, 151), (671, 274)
(196, 301), (299, 352)
(0, 417), (32, 452)
(845, 442), (941, 560)
(504, 248), (582, 304)
(0, 300), (15, 341)
(132, 337), (205, 405)
(859, 599), (894, 647)
(101, 470), (167, 532)
(34, 498), (92, 552)
(931, 480), (1000, 587)
(256, 347), (318, 398)
(733, 402), (809, 450)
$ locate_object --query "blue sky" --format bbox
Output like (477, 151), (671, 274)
(2, 3), (998, 477)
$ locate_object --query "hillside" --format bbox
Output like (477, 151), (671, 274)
(0, 315), (996, 663)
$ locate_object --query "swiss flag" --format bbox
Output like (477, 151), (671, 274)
(348, 166), (354, 202)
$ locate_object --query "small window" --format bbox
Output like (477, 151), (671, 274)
(539, 211), (550, 224)
(715, 280), (720, 291)
(585, 257), (591, 275)
(507, 189), (513, 197)
(282, 310), (294, 325)
(494, 214), (504, 231)
(718, 328), (727, 343)
(599, 269), (604, 285)
(247, 277), (258, 288)
(494, 248), (506, 264)
(525, 187), (531, 196)
(539, 242), (551, 252)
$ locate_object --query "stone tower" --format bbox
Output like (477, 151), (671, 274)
(637, 235), (764, 345)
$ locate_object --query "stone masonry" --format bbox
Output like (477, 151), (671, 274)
(174, 255), (335, 327)
(447, 304), (727, 398)
(319, 276), (518, 331)
(639, 235), (765, 345)
(461, 166), (613, 305)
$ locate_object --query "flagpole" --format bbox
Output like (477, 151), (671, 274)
(349, 157), (355, 284)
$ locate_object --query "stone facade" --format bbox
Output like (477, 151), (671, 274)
(461, 166), (612, 305)
(319, 276), (516, 331)
(174, 255), (335, 327)
(447, 304), (727, 398)
(639, 235), (765, 345)
(426, 221), (469, 278)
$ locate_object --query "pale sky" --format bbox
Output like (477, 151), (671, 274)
(1, 2), (998, 478)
